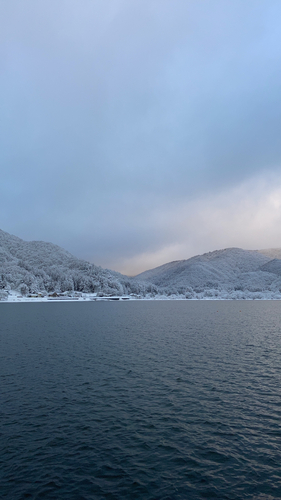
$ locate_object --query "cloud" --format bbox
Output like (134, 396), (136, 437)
(114, 171), (281, 275)
(1, 1), (281, 273)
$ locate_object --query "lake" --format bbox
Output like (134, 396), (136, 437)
(1, 301), (281, 499)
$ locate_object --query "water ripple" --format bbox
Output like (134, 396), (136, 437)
(1, 301), (281, 498)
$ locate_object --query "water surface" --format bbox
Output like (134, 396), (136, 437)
(1, 301), (281, 499)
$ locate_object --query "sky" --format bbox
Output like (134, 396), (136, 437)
(1, 0), (281, 275)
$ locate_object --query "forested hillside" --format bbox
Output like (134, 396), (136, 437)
(136, 247), (281, 299)
(2, 229), (281, 299)
(0, 229), (147, 296)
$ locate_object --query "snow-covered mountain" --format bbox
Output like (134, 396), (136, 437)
(258, 248), (281, 260)
(0, 229), (146, 296)
(2, 228), (281, 299)
(135, 247), (281, 299)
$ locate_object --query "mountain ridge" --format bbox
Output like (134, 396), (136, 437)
(135, 247), (281, 298)
(2, 228), (281, 299)
(0, 228), (147, 297)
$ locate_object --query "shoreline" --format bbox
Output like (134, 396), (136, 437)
(2, 291), (281, 302)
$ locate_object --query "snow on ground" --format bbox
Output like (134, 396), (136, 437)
(2, 289), (281, 302)
(3, 291), (135, 303)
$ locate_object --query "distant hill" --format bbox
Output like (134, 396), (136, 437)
(135, 248), (269, 286)
(135, 247), (281, 298)
(0, 229), (146, 296)
(258, 248), (281, 260)
(2, 228), (281, 299)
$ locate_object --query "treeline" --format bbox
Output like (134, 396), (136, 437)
(0, 229), (150, 296)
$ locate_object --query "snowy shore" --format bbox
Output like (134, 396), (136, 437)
(2, 290), (281, 302)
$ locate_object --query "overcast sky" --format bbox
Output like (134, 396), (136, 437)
(1, 0), (281, 274)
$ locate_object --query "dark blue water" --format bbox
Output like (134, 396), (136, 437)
(1, 301), (281, 499)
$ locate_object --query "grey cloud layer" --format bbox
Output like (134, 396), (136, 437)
(1, 0), (281, 272)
